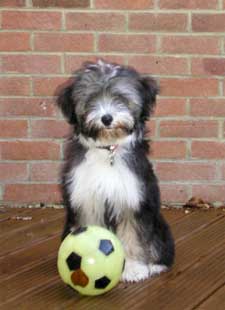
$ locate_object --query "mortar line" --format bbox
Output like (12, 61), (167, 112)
(218, 0), (223, 10)
(95, 32), (99, 53)
(61, 9), (66, 31)
(0, 185), (4, 201)
(154, 0), (160, 10)
(187, 11), (192, 32)
(61, 54), (65, 74)
(219, 80), (223, 96)
(3, 29), (225, 36)
(90, 0), (94, 9)
(218, 120), (224, 139)
(0, 72), (224, 79)
(2, 51), (225, 58)
(0, 9), (2, 28)
(27, 161), (31, 182)
(27, 118), (32, 139)
(125, 11), (129, 33)
(0, 8), (225, 13)
(25, 0), (32, 7)
(186, 98), (191, 116)
(30, 32), (34, 51)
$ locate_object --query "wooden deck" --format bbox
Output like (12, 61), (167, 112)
(0, 206), (225, 310)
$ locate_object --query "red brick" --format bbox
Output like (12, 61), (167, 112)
(0, 98), (57, 117)
(0, 77), (30, 96)
(94, 0), (154, 9)
(2, 11), (61, 30)
(192, 14), (225, 32)
(0, 0), (25, 6)
(156, 162), (216, 181)
(31, 120), (70, 139)
(192, 58), (225, 76)
(34, 33), (94, 52)
(159, 0), (218, 9)
(98, 34), (156, 53)
(129, 13), (187, 32)
(0, 163), (28, 182)
(33, 77), (68, 96)
(160, 78), (218, 97)
(0, 32), (30, 51)
(151, 141), (186, 159)
(65, 55), (125, 73)
(4, 184), (61, 203)
(160, 121), (218, 138)
(154, 99), (186, 117)
(30, 163), (61, 182)
(192, 185), (225, 203)
(145, 120), (156, 137)
(190, 99), (225, 117)
(160, 184), (189, 203)
(0, 141), (60, 160)
(128, 56), (188, 75)
(161, 36), (220, 55)
(2, 55), (61, 74)
(32, 0), (90, 8)
(0, 120), (28, 138)
(192, 141), (225, 159)
(66, 13), (126, 31)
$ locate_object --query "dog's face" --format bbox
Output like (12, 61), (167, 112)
(57, 60), (158, 145)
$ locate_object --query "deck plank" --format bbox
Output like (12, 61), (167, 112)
(198, 284), (225, 310)
(0, 209), (184, 281)
(170, 209), (223, 241)
(0, 208), (63, 235)
(64, 216), (225, 309)
(0, 210), (186, 304)
(0, 214), (63, 257)
(0, 207), (41, 222)
(161, 208), (186, 223)
(130, 242), (225, 310)
(0, 234), (60, 280)
(1, 209), (224, 309)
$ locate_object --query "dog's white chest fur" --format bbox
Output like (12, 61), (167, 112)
(69, 147), (142, 225)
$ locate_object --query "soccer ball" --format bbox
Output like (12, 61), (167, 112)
(57, 226), (125, 296)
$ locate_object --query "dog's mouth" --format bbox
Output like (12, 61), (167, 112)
(82, 121), (133, 141)
(98, 126), (132, 140)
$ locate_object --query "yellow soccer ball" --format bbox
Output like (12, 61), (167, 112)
(57, 226), (125, 296)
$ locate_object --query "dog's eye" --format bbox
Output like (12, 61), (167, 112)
(113, 94), (129, 105)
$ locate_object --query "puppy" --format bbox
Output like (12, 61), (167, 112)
(57, 60), (175, 282)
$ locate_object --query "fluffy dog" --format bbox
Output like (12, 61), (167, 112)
(57, 60), (175, 282)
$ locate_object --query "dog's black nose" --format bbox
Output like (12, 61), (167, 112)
(101, 114), (113, 126)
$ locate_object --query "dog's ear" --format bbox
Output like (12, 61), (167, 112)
(56, 81), (77, 125)
(140, 77), (159, 120)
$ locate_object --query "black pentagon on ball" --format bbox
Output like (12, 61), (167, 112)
(99, 239), (114, 256)
(66, 252), (82, 271)
(95, 276), (111, 289)
(72, 226), (88, 235)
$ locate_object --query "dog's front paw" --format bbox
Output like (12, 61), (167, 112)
(149, 264), (168, 277)
(121, 259), (149, 283)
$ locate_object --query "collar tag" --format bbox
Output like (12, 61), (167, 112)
(97, 144), (118, 165)
(109, 145), (118, 166)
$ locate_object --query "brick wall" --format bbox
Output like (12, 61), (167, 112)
(0, 0), (225, 206)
